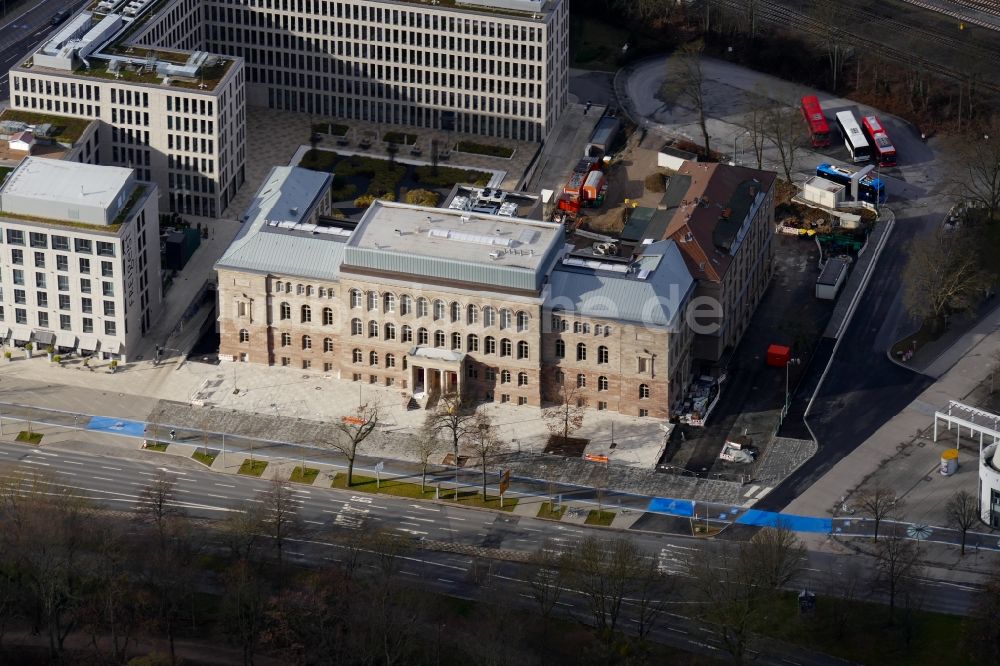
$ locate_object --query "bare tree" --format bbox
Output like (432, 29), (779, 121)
(570, 536), (655, 642)
(764, 103), (804, 182)
(135, 469), (183, 548)
(827, 560), (867, 640)
(874, 533), (922, 623)
(262, 476), (304, 568)
(659, 39), (711, 157)
(425, 393), (480, 498)
(412, 424), (440, 493)
(542, 379), (586, 443)
(222, 502), (267, 561)
(742, 525), (806, 588)
(962, 576), (1000, 664)
(953, 129), (1000, 224)
(326, 401), (381, 486)
(222, 558), (269, 666)
(902, 227), (991, 335)
(526, 543), (571, 622)
(739, 85), (772, 170)
(811, 4), (851, 92)
(946, 489), (980, 556)
(856, 483), (901, 541)
(467, 412), (507, 500)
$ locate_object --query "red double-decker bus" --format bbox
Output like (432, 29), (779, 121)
(860, 115), (897, 166)
(800, 95), (831, 148)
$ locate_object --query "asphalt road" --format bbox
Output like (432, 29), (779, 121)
(0, 0), (85, 100)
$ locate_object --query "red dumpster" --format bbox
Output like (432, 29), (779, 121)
(767, 344), (791, 367)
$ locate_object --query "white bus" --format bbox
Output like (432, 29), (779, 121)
(834, 111), (871, 163)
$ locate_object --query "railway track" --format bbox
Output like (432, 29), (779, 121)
(901, 0), (1000, 31)
(717, 0), (1000, 95)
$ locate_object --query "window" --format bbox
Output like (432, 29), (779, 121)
(239, 329), (249, 343)
(302, 335), (312, 350)
(383, 293), (396, 312)
(485, 336), (496, 354)
(483, 306), (495, 327)
(102, 282), (114, 297)
(386, 353), (396, 368)
(79, 258), (90, 273)
(486, 367), (497, 381)
(57, 275), (69, 292)
(368, 320), (379, 337)
(35, 273), (45, 289)
(280, 302), (291, 320)
(450, 302), (461, 322)
(103, 301), (115, 316)
(598, 376), (608, 391)
(81, 297), (92, 314)
(306, 286), (314, 297)
(500, 370), (511, 384)
(296, 284), (304, 295)
(11, 250), (22, 265)
(385, 322), (396, 340)
(82, 317), (92, 332)
(555, 371), (565, 385)
(582, 323), (591, 334)
(574, 321), (582, 334)
(103, 320), (114, 335)
(52, 235), (69, 251)
(303, 359), (312, 369)
(434, 330), (445, 348)
(433, 299), (445, 320)
(577, 343), (587, 361)
(576, 374), (586, 388)
(281, 332), (291, 347)
(400, 294), (412, 315)
(11, 269), (22, 286)
(37, 292), (48, 308)
(555, 339), (565, 358)
(367, 291), (378, 311)
(281, 357), (291, 367)
(323, 307), (333, 325)
(369, 351), (379, 366)
(516, 311), (529, 332)
(96, 241), (114, 257)
(518, 372), (528, 386)
(15, 308), (26, 325)
(551, 315), (562, 331)
(418, 327), (428, 345)
(595, 324), (602, 336)
(467, 304), (479, 324)
(402, 325), (413, 343)
(639, 409), (649, 417)
(518, 397), (528, 406)
(501, 394), (510, 404)
(324, 362), (334, 372)
(467, 334), (479, 352)
(417, 297), (428, 318)
(6, 229), (22, 245)
(60, 314), (71, 330)
(517, 341), (529, 360)
(13, 289), (24, 305)
(638, 358), (649, 374)
(34, 252), (45, 268)
(101, 261), (113, 278)
(301, 305), (312, 323)
(353, 348), (363, 363)
(350, 289), (362, 308)
(639, 384), (650, 399)
(598, 346), (609, 364)
(58, 294), (70, 310)
(351, 318), (362, 335)
(56, 255), (68, 272)
(80, 278), (91, 294)
(323, 337), (333, 352)
(275, 282), (285, 293)
(598, 401), (608, 411)
(29, 232), (47, 248)
(500, 338), (512, 357)
(451, 332), (461, 350)
(500, 308), (512, 330)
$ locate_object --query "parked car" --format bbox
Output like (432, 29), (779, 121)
(51, 10), (70, 26)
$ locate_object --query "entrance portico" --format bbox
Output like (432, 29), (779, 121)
(408, 347), (465, 399)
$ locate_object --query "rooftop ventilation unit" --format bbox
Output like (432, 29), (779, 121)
(428, 228), (513, 247)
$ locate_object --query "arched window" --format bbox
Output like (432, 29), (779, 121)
(577, 343), (587, 361)
(351, 318), (362, 336)
(418, 327), (429, 345)
(434, 330), (445, 348)
(386, 353), (396, 368)
(239, 329), (249, 343)
(483, 306), (496, 327)
(500, 338), (512, 357)
(499, 308), (512, 330)
(400, 294), (412, 316)
(467, 334), (479, 352)
(370, 351), (379, 366)
(450, 302), (461, 322)
(582, 323), (590, 334)
(301, 304), (312, 323)
(451, 332), (462, 350)
(402, 325), (413, 343)
(366, 291), (378, 311)
(275, 282), (284, 293)
(517, 341), (529, 360)
(350, 289), (362, 309)
(281, 332), (291, 347)
(500, 370), (511, 384)
(319, 287), (326, 298)
(516, 311), (529, 332)
(296, 284), (304, 295)
(604, 326), (612, 337)
(485, 336), (496, 354)
(467, 304), (479, 325)
(597, 346), (609, 364)
(417, 297), (429, 318)
(305, 285), (314, 296)
(384, 322), (396, 340)
(639, 384), (650, 399)
(280, 302), (291, 320)
(518, 372), (528, 386)
(576, 373), (586, 388)
(352, 348), (363, 363)
(555, 370), (565, 385)
(284, 281), (291, 293)
(323, 307), (334, 326)
(368, 321), (379, 337)
(384, 293), (396, 312)
(302, 335), (312, 350)
(594, 324), (602, 336)
(433, 299), (446, 320)
(598, 376), (608, 392)
(323, 337), (333, 352)
(573, 321), (582, 333)
(555, 339), (565, 358)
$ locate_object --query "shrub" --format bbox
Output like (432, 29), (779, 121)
(23, 343), (32, 352)
(644, 172), (666, 193)
(405, 188), (440, 207)
(52, 355), (61, 363)
(354, 194), (376, 209)
(3, 351), (10, 359)
(299, 149), (338, 172)
(330, 177), (357, 201)
(455, 141), (515, 158)
(415, 165), (491, 188)
(383, 131), (417, 145)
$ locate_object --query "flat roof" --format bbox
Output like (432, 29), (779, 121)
(1, 157), (131, 209)
(817, 257), (849, 286)
(342, 200), (564, 292)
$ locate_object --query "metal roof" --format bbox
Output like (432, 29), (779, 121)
(545, 240), (694, 329)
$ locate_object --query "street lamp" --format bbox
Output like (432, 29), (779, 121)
(731, 130), (749, 166)
(783, 357), (801, 421)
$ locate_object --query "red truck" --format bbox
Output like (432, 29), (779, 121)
(557, 169), (607, 215)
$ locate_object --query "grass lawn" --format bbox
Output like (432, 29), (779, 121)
(383, 131), (417, 145)
(414, 164), (491, 188)
(455, 140), (515, 158)
(143, 442), (169, 452)
(890, 320), (941, 360)
(15, 431), (42, 444)
(585, 510), (615, 526)
(238, 459), (268, 477)
(443, 488), (518, 512)
(192, 450), (217, 467)
(332, 473), (436, 499)
(537, 501), (567, 521)
(290, 466), (319, 485)
(568, 14), (629, 71)
(0, 166), (12, 183)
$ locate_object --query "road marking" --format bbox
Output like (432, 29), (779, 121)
(22, 459), (49, 466)
(206, 493), (228, 499)
(521, 527), (541, 532)
(304, 519), (324, 525)
(407, 517), (436, 523)
(138, 471), (155, 477)
(62, 460), (84, 465)
(0, 451), (7, 454)
(755, 486), (773, 499)
(667, 627), (689, 634)
(437, 578), (453, 583)
(743, 485), (761, 498)
(555, 601), (573, 607)
(215, 483), (236, 488)
(92, 476), (113, 481)
(101, 466), (122, 471)
(400, 521), (422, 527)
(439, 527), (458, 532)
(401, 570), (418, 576)
(408, 504), (440, 512)
(31, 450), (58, 457)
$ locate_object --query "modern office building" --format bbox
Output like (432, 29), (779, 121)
(8, 7), (246, 218)
(0, 157), (161, 361)
(216, 167), (695, 419)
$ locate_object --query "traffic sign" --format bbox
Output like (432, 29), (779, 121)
(499, 469), (511, 495)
